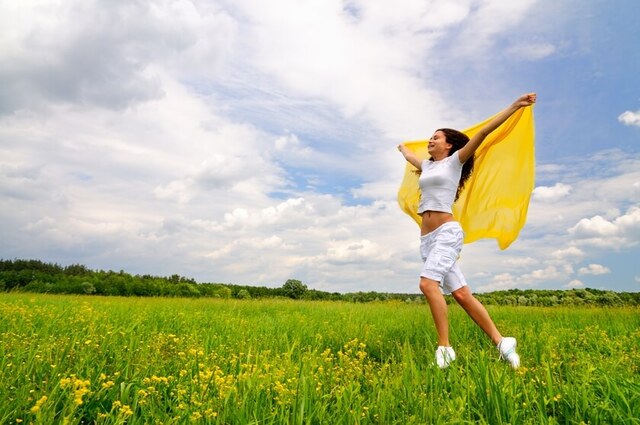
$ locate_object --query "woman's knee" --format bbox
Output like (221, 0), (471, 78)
(452, 286), (472, 304)
(419, 278), (440, 297)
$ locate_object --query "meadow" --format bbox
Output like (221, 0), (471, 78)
(1, 293), (639, 424)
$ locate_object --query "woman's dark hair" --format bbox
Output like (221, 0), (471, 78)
(434, 128), (475, 201)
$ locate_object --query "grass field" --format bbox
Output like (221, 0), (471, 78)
(1, 293), (639, 424)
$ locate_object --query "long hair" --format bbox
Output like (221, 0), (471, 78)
(434, 128), (475, 201)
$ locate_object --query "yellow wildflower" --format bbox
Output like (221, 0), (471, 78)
(101, 381), (115, 390)
(30, 395), (48, 413)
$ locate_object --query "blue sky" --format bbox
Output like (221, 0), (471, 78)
(1, 0), (638, 293)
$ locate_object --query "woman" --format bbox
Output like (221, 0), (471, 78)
(397, 93), (536, 369)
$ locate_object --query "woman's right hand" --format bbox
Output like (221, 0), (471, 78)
(398, 144), (422, 170)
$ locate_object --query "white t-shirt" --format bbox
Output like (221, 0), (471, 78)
(418, 151), (463, 214)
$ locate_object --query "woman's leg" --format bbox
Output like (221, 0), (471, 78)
(451, 286), (502, 345)
(448, 277), (520, 368)
(419, 277), (450, 346)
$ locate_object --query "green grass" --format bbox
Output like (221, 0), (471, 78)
(1, 293), (639, 424)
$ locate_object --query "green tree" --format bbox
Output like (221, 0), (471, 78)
(237, 289), (251, 299)
(81, 281), (96, 294)
(175, 283), (201, 297)
(217, 287), (232, 299)
(282, 279), (308, 299)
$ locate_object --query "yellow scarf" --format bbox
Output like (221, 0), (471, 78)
(397, 107), (535, 249)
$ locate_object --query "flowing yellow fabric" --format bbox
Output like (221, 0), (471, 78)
(397, 107), (535, 250)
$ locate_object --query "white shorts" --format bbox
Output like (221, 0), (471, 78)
(419, 222), (467, 295)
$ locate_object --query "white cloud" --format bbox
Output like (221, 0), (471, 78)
(507, 42), (556, 60)
(568, 207), (640, 248)
(474, 262), (573, 293)
(565, 279), (584, 289)
(504, 257), (538, 267)
(352, 180), (399, 201)
(451, 0), (538, 55)
(524, 157), (640, 237)
(472, 254), (577, 293)
(552, 246), (584, 259)
(154, 154), (285, 204)
(578, 264), (611, 276)
(0, 1), (236, 113)
(229, 0), (452, 140)
(533, 183), (571, 202)
(522, 265), (565, 282)
(273, 132), (315, 162)
(324, 239), (389, 265)
(618, 110), (640, 127)
(569, 215), (618, 237)
(476, 273), (518, 293)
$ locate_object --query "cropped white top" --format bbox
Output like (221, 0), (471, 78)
(418, 151), (463, 215)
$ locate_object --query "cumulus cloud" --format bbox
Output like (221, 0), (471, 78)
(578, 264), (611, 275)
(154, 154), (286, 204)
(522, 265), (566, 282)
(503, 257), (538, 267)
(618, 110), (640, 127)
(552, 246), (585, 259)
(0, 1), (228, 113)
(273, 132), (317, 166)
(473, 256), (576, 293)
(476, 273), (518, 293)
(569, 216), (618, 237)
(324, 239), (389, 265)
(475, 263), (571, 293)
(568, 207), (640, 248)
(565, 279), (584, 289)
(533, 183), (571, 202)
(525, 153), (640, 251)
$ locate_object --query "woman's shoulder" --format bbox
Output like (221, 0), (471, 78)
(449, 151), (463, 166)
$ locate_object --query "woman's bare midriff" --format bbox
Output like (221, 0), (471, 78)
(420, 210), (455, 235)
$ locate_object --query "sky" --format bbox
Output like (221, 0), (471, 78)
(1, 0), (639, 294)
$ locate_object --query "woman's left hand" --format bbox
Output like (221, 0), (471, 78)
(515, 93), (536, 108)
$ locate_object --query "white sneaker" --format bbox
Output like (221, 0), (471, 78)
(435, 346), (456, 369)
(497, 337), (520, 369)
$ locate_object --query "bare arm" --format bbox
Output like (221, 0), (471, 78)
(397, 143), (422, 170)
(457, 93), (536, 164)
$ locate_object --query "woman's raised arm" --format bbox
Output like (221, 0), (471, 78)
(457, 93), (536, 164)
(397, 143), (423, 170)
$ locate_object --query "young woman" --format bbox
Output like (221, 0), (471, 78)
(397, 93), (536, 369)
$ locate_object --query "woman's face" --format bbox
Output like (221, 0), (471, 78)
(427, 130), (452, 158)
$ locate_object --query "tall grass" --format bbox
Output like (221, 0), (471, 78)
(1, 294), (638, 424)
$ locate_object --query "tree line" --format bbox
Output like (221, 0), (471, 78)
(1, 259), (638, 307)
